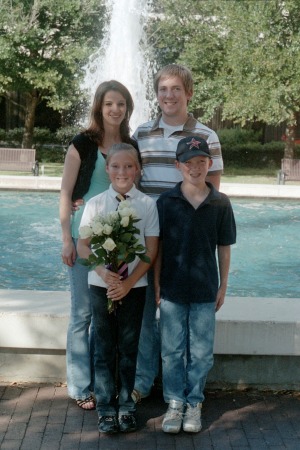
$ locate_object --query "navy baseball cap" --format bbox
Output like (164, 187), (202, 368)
(176, 136), (211, 162)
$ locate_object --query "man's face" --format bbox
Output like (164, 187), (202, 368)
(157, 75), (192, 121)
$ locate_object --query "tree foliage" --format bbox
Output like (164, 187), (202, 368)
(0, 0), (106, 147)
(150, 0), (300, 156)
(220, 0), (300, 128)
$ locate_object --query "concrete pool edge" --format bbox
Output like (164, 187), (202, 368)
(0, 290), (299, 389)
(1, 175), (300, 198)
(1, 178), (299, 388)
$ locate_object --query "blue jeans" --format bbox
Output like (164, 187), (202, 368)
(160, 299), (215, 405)
(66, 241), (94, 400)
(134, 270), (161, 396)
(90, 285), (146, 416)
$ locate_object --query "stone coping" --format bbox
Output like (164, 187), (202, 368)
(1, 175), (300, 198)
(1, 290), (299, 356)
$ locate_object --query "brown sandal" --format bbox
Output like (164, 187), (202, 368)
(76, 395), (96, 410)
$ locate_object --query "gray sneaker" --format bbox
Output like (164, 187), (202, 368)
(162, 400), (184, 434)
(183, 403), (202, 433)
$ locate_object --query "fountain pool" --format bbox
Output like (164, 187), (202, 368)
(0, 191), (299, 297)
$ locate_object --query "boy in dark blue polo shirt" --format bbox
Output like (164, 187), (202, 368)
(155, 136), (236, 434)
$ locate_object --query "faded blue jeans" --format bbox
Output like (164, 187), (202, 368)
(134, 269), (161, 396)
(66, 241), (94, 400)
(160, 299), (216, 406)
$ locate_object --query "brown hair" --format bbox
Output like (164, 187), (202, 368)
(154, 64), (194, 95)
(85, 80), (134, 146)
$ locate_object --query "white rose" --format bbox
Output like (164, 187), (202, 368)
(103, 224), (113, 235)
(102, 238), (116, 252)
(118, 207), (131, 217)
(120, 216), (129, 227)
(118, 200), (130, 209)
(128, 207), (138, 219)
(92, 222), (104, 235)
(108, 211), (119, 222)
(79, 226), (93, 239)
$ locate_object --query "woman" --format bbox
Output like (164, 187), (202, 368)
(60, 80), (136, 410)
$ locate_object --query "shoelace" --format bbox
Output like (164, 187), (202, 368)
(165, 407), (183, 420)
(185, 406), (201, 419)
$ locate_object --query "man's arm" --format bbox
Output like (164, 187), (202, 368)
(153, 241), (162, 306)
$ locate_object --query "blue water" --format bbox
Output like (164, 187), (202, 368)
(0, 191), (299, 297)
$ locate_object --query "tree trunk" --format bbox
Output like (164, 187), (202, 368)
(22, 90), (40, 149)
(283, 122), (296, 159)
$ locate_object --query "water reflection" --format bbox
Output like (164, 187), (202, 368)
(0, 192), (299, 297)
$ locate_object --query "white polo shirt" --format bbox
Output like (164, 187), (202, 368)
(79, 184), (159, 288)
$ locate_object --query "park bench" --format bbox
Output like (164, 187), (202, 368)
(277, 158), (300, 184)
(0, 147), (39, 175)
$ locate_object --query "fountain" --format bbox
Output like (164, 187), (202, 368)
(1, 3), (300, 389)
(1, 190), (300, 297)
(82, 0), (155, 132)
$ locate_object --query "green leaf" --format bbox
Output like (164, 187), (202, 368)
(120, 233), (132, 243)
(125, 253), (136, 264)
(138, 254), (151, 264)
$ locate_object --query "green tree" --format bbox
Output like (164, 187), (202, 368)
(0, 0), (106, 148)
(150, 0), (300, 157)
(220, 0), (300, 158)
(149, 0), (227, 119)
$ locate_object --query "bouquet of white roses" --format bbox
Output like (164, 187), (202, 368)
(78, 200), (150, 313)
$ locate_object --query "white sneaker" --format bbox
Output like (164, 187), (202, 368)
(162, 400), (184, 434)
(183, 403), (202, 433)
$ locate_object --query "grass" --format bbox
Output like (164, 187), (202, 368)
(1, 163), (300, 185)
(0, 162), (64, 177)
(222, 167), (278, 185)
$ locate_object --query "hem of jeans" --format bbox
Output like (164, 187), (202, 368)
(164, 396), (186, 404)
(97, 410), (117, 417)
(68, 390), (93, 400)
(118, 407), (136, 415)
(133, 387), (151, 398)
(186, 399), (204, 406)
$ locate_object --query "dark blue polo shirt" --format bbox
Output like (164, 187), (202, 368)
(157, 182), (236, 304)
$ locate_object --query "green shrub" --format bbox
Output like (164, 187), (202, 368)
(32, 128), (56, 145)
(217, 127), (262, 148)
(263, 141), (285, 152)
(55, 125), (79, 147)
(35, 145), (65, 163)
(0, 127), (24, 145)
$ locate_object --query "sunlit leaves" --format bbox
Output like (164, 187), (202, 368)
(0, 0), (106, 108)
(151, 0), (300, 127)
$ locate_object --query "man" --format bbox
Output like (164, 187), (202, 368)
(132, 64), (223, 403)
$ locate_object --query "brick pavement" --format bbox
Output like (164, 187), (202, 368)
(0, 383), (299, 450)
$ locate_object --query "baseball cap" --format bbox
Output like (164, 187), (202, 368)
(176, 136), (211, 162)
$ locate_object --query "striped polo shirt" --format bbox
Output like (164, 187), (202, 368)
(133, 113), (223, 198)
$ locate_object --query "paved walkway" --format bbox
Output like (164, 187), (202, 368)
(0, 383), (299, 449)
